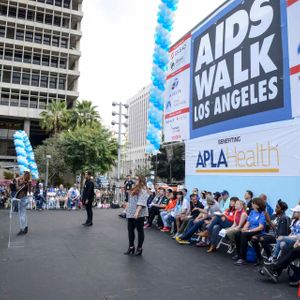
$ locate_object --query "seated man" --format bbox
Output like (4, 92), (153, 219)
(262, 240), (300, 286)
(67, 184), (80, 210)
(56, 184), (67, 209)
(176, 195), (221, 245)
(34, 183), (46, 210)
(144, 188), (169, 229)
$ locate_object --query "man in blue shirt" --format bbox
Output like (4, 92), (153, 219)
(219, 190), (230, 213)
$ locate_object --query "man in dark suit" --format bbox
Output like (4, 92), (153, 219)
(82, 171), (95, 226)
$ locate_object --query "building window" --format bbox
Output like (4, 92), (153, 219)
(8, 6), (17, 18)
(55, 0), (62, 7)
(31, 74), (39, 87)
(51, 57), (58, 68)
(25, 31), (33, 42)
(18, 9), (26, 19)
(0, 26), (5, 37)
(40, 75), (48, 88)
(61, 38), (68, 48)
(63, 0), (70, 9)
(0, 5), (7, 16)
(12, 72), (21, 84)
(50, 76), (57, 89)
(14, 51), (22, 62)
(45, 14), (53, 25)
(54, 16), (61, 26)
(22, 72), (30, 85)
(23, 53), (32, 64)
(16, 30), (24, 41)
(33, 55), (40, 65)
(4, 49), (12, 60)
(34, 33), (42, 44)
(44, 35), (51, 46)
(58, 77), (66, 90)
(52, 36), (59, 47)
(42, 56), (50, 66)
(36, 12), (44, 23)
(46, 0), (54, 5)
(27, 10), (34, 21)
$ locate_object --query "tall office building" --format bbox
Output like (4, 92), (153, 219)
(0, 0), (82, 165)
(124, 85), (150, 176)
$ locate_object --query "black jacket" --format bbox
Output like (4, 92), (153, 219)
(82, 179), (95, 202)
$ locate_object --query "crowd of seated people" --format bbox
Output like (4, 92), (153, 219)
(143, 187), (300, 288)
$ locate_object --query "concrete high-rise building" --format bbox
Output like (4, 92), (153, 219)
(124, 85), (150, 176)
(0, 0), (82, 165)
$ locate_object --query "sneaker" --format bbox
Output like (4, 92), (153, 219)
(161, 227), (170, 232)
(172, 233), (179, 239)
(207, 245), (216, 253)
(234, 259), (247, 266)
(289, 281), (299, 287)
(232, 254), (239, 261)
(144, 224), (151, 229)
(177, 239), (191, 245)
(262, 266), (279, 283)
(196, 241), (208, 247)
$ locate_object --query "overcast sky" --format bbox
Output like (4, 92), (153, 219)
(79, 0), (224, 127)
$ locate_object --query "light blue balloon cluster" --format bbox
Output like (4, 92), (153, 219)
(13, 130), (39, 179)
(146, 0), (179, 154)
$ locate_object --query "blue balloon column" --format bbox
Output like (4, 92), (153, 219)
(13, 130), (39, 179)
(146, 0), (179, 154)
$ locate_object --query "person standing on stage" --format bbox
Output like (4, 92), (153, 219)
(82, 171), (95, 226)
(15, 171), (32, 235)
(124, 175), (148, 256)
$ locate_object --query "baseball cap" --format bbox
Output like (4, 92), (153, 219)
(221, 190), (229, 196)
(291, 205), (300, 213)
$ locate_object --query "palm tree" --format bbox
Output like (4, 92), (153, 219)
(40, 99), (68, 135)
(70, 100), (100, 128)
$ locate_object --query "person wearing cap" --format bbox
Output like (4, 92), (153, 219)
(251, 200), (290, 265)
(219, 190), (230, 213)
(272, 203), (300, 259)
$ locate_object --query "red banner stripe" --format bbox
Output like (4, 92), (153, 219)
(291, 64), (300, 75)
(165, 107), (190, 119)
(287, 0), (299, 6)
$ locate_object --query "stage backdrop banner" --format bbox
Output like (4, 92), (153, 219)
(190, 0), (292, 139)
(186, 119), (300, 177)
(164, 34), (191, 142)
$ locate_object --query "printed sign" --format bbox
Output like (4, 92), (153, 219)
(186, 119), (300, 177)
(190, 0), (291, 139)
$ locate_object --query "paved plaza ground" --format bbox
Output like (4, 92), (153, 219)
(0, 209), (297, 300)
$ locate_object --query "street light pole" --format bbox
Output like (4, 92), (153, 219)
(45, 154), (51, 189)
(112, 102), (128, 205)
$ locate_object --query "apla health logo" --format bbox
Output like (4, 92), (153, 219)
(196, 149), (228, 168)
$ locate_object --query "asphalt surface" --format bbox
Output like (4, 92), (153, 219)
(0, 209), (297, 300)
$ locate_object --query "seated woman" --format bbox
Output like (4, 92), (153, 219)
(206, 197), (238, 253)
(160, 191), (177, 232)
(262, 240), (300, 285)
(225, 200), (248, 245)
(251, 200), (290, 265)
(233, 197), (267, 265)
(272, 204), (300, 259)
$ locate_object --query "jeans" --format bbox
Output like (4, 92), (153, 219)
(235, 231), (261, 260)
(127, 218), (145, 248)
(36, 195), (45, 209)
(273, 236), (297, 258)
(207, 216), (232, 246)
(160, 211), (170, 227)
(181, 218), (206, 241)
(18, 197), (28, 230)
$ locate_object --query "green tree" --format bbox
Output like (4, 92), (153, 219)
(34, 135), (70, 185)
(40, 100), (68, 135)
(68, 100), (100, 129)
(151, 143), (185, 183)
(61, 124), (117, 181)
